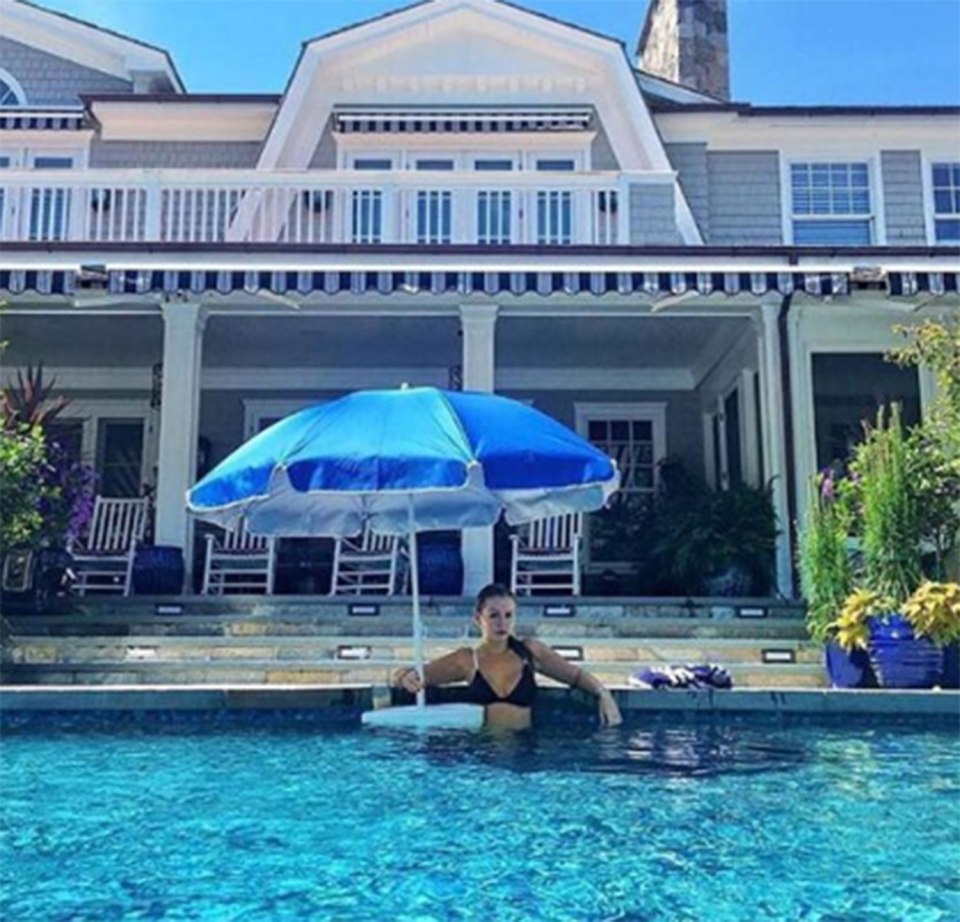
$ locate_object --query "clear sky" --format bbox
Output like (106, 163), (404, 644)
(33, 0), (960, 105)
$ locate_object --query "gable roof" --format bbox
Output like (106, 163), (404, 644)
(3, 0), (185, 92)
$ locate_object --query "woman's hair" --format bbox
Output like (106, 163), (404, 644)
(474, 582), (515, 612)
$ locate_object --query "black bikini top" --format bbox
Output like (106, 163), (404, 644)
(467, 636), (538, 708)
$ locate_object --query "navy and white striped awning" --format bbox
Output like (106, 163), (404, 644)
(1, 268), (958, 299)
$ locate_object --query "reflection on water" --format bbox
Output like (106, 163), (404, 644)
(377, 721), (809, 779)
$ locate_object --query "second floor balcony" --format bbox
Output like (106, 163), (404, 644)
(0, 168), (646, 248)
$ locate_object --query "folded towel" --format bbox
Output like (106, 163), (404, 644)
(628, 663), (733, 690)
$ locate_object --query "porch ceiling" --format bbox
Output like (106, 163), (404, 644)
(1, 314), (163, 367)
(202, 315), (461, 367)
(498, 316), (750, 367)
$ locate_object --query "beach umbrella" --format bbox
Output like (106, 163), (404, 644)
(187, 386), (618, 728)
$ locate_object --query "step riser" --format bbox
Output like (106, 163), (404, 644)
(7, 639), (824, 666)
(2, 664), (828, 689)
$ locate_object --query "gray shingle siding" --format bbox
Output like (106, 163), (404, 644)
(90, 141), (263, 169)
(0, 37), (132, 105)
(629, 183), (682, 244)
(706, 151), (783, 245)
(666, 142), (709, 239)
(881, 150), (927, 244)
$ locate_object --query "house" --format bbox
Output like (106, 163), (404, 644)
(1, 0), (957, 598)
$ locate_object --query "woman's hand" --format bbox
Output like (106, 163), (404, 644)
(597, 688), (623, 727)
(392, 667), (423, 694)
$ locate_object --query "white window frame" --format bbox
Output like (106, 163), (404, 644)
(786, 159), (875, 246)
(574, 402), (667, 569)
(0, 68), (27, 106)
(928, 158), (960, 245)
(57, 399), (156, 492)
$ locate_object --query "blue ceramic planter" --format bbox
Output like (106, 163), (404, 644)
(824, 640), (878, 688)
(941, 641), (960, 689)
(867, 614), (943, 689)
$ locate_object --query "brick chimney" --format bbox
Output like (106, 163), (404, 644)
(636, 0), (730, 100)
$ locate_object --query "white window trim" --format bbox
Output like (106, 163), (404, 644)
(58, 398), (156, 492)
(780, 152), (885, 246)
(922, 153), (960, 246)
(574, 401), (667, 571)
(574, 401), (667, 493)
(783, 157), (879, 246)
(0, 68), (27, 106)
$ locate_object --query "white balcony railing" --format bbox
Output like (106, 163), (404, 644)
(0, 169), (643, 247)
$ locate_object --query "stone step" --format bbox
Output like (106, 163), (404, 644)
(15, 594), (805, 624)
(6, 634), (823, 666)
(0, 659), (827, 689)
(6, 613), (808, 642)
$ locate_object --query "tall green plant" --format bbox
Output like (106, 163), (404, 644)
(798, 470), (853, 642)
(889, 319), (960, 577)
(0, 424), (50, 553)
(851, 404), (922, 607)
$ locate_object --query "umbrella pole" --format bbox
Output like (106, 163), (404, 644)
(407, 501), (425, 710)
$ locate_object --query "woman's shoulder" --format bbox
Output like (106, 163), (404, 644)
(515, 636), (548, 659)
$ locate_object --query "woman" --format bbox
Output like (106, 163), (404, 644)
(393, 583), (623, 730)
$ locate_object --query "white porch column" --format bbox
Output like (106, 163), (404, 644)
(154, 302), (206, 590)
(459, 304), (499, 595)
(757, 303), (794, 598)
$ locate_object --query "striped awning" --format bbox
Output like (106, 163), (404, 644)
(1, 268), (958, 299)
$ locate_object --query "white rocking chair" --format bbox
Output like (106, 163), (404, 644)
(509, 513), (583, 596)
(202, 522), (276, 595)
(69, 496), (149, 596)
(330, 527), (403, 596)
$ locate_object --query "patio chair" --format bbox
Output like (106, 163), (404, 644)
(68, 495), (149, 596)
(201, 521), (276, 595)
(330, 526), (403, 596)
(509, 512), (583, 596)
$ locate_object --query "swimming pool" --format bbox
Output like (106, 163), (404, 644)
(2, 714), (958, 922)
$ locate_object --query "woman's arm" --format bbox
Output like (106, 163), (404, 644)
(393, 648), (472, 694)
(527, 639), (623, 727)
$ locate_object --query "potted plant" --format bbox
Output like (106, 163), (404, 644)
(798, 470), (874, 687)
(903, 580), (960, 688)
(651, 474), (777, 597)
(847, 404), (941, 687)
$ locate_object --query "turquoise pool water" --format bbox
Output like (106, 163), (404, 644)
(2, 714), (958, 922)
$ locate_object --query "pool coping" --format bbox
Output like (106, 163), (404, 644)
(1, 684), (958, 717)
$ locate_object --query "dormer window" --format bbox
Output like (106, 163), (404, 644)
(790, 162), (873, 245)
(0, 73), (26, 107)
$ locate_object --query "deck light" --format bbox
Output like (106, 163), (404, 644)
(761, 649), (796, 664)
(551, 646), (584, 661)
(543, 604), (575, 618)
(348, 603), (380, 617)
(336, 645), (373, 660)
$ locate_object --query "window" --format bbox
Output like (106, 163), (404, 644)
(97, 420), (145, 498)
(351, 190), (382, 243)
(536, 159), (575, 172)
(477, 190), (511, 244)
(474, 159), (514, 171)
(812, 354), (920, 470)
(932, 162), (960, 243)
(415, 159), (454, 171)
(415, 190), (452, 244)
(723, 388), (743, 486)
(0, 72), (24, 106)
(353, 158), (392, 170)
(536, 190), (572, 245)
(576, 404), (666, 566)
(791, 162), (872, 245)
(29, 155), (74, 242)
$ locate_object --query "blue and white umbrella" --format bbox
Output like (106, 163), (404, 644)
(187, 386), (618, 727)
